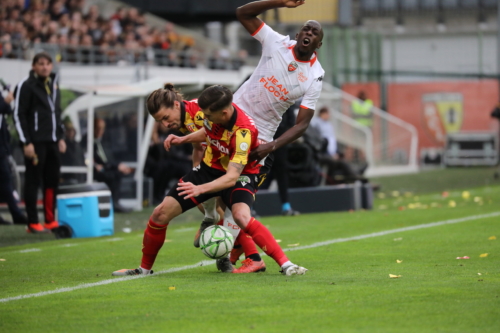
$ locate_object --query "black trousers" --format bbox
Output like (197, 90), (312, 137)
(0, 155), (26, 223)
(24, 142), (61, 224)
(259, 147), (290, 204)
(94, 169), (123, 205)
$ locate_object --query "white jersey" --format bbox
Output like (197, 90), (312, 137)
(233, 23), (325, 143)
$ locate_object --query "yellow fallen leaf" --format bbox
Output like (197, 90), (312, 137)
(396, 260), (403, 264)
(393, 237), (403, 241)
(448, 200), (456, 208)
(0, 259), (5, 261)
(407, 203), (415, 209)
(378, 193), (386, 199)
(479, 253), (488, 258)
(473, 196), (482, 202)
(275, 239), (282, 243)
(164, 239), (172, 243)
(287, 243), (300, 247)
(478, 273), (482, 276)
(389, 274), (402, 278)
(462, 191), (470, 199)
(489, 236), (496, 240)
(169, 286), (176, 290)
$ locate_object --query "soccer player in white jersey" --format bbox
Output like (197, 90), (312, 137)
(192, 0), (326, 274)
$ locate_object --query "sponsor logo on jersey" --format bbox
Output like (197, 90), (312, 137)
(288, 61), (298, 72)
(298, 72), (308, 82)
(238, 176), (251, 186)
(207, 136), (229, 154)
(239, 142), (249, 151)
(259, 75), (290, 102)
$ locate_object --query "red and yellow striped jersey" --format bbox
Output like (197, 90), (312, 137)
(202, 103), (260, 174)
(179, 99), (204, 134)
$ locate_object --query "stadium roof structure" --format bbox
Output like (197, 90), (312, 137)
(63, 72), (255, 210)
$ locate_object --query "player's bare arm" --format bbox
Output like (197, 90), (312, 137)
(164, 128), (206, 151)
(177, 162), (245, 199)
(249, 106), (314, 161)
(236, 0), (305, 34)
(191, 142), (205, 167)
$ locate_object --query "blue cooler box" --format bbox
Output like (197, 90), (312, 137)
(57, 183), (114, 238)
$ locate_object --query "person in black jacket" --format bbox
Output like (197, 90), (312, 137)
(13, 52), (66, 233)
(0, 90), (28, 226)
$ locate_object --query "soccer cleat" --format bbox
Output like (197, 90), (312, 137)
(193, 217), (218, 248)
(26, 223), (50, 234)
(280, 264), (308, 276)
(44, 221), (60, 230)
(232, 258), (266, 274)
(229, 246), (244, 265)
(111, 267), (153, 276)
(215, 256), (234, 273)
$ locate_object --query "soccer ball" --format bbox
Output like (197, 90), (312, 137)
(199, 225), (234, 259)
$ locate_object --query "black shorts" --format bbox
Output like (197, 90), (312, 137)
(256, 152), (274, 188)
(167, 162), (259, 212)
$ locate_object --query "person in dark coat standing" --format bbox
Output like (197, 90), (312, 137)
(13, 52), (66, 233)
(0, 89), (28, 226)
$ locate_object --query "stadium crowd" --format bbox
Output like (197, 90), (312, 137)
(0, 0), (247, 69)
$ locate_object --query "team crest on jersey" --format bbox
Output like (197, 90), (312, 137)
(238, 176), (251, 186)
(288, 61), (298, 72)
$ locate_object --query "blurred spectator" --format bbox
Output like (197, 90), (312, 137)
(84, 117), (133, 213)
(311, 107), (367, 185)
(0, 88), (28, 226)
(60, 121), (86, 184)
(145, 123), (192, 204)
(351, 91), (374, 127)
(0, 0), (212, 68)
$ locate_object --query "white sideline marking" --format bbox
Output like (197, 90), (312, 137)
(174, 227), (196, 233)
(1, 211), (499, 304)
(19, 248), (41, 253)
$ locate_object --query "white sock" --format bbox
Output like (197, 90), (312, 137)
(139, 267), (151, 275)
(202, 197), (218, 221)
(223, 207), (241, 239)
(281, 261), (293, 270)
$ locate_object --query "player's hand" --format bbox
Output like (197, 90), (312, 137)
(23, 143), (35, 159)
(58, 139), (66, 153)
(283, 0), (305, 8)
(164, 134), (184, 151)
(249, 142), (274, 162)
(177, 181), (203, 199)
(4, 92), (14, 104)
(118, 162), (132, 175)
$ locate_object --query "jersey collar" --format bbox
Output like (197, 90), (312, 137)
(223, 104), (238, 130)
(288, 45), (317, 66)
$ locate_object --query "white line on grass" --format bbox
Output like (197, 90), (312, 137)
(1, 211), (499, 304)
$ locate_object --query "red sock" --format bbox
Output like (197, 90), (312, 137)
(237, 229), (259, 257)
(141, 218), (168, 270)
(244, 218), (288, 266)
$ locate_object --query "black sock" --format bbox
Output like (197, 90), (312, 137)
(247, 253), (261, 262)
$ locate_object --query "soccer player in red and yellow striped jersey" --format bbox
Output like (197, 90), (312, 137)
(112, 85), (307, 277)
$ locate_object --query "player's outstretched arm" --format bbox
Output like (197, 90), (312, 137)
(164, 128), (207, 151)
(236, 0), (305, 34)
(177, 162), (244, 199)
(249, 106), (314, 161)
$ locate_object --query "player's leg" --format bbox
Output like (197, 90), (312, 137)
(112, 166), (214, 276)
(193, 197), (220, 248)
(42, 143), (61, 230)
(112, 195), (183, 276)
(231, 202), (307, 275)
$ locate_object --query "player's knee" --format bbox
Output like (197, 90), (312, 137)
(151, 202), (171, 225)
(231, 209), (251, 229)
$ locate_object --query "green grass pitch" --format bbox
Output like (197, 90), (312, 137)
(1, 181), (499, 332)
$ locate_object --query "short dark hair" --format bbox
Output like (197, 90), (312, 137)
(32, 52), (53, 65)
(198, 85), (233, 112)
